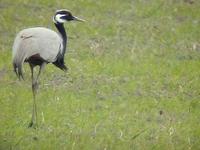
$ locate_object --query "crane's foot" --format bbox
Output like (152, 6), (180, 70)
(28, 121), (38, 129)
(28, 121), (33, 128)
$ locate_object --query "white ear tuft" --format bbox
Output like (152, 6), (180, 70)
(53, 14), (66, 23)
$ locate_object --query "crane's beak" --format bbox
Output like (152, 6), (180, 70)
(72, 16), (86, 22)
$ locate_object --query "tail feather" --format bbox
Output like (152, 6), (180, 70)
(12, 49), (26, 80)
(12, 34), (27, 80)
(13, 61), (24, 80)
(13, 62), (18, 77)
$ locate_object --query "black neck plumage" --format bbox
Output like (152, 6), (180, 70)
(53, 22), (68, 71)
(55, 23), (67, 56)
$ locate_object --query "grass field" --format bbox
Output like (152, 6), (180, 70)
(0, 0), (200, 149)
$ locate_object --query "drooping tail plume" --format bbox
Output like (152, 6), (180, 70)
(12, 33), (28, 80)
(13, 58), (24, 80)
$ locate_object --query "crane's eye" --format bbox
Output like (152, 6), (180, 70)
(65, 13), (69, 16)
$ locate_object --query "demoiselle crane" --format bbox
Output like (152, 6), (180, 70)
(12, 9), (85, 128)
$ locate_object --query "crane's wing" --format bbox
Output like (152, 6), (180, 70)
(13, 27), (62, 63)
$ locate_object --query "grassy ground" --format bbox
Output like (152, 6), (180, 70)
(0, 0), (200, 149)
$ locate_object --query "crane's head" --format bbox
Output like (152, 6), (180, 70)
(53, 9), (85, 24)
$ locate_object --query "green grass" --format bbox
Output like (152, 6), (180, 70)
(0, 0), (200, 149)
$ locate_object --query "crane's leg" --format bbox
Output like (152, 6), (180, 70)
(28, 63), (46, 128)
(28, 64), (37, 128)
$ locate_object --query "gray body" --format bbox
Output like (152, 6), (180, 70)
(12, 27), (63, 70)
